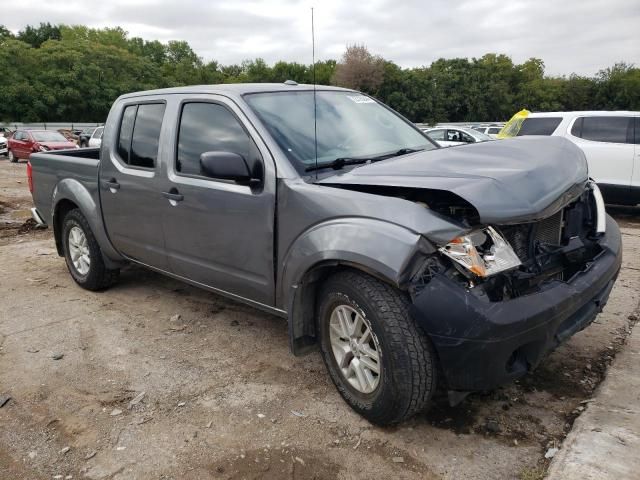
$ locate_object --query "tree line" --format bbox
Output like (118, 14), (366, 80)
(0, 23), (638, 123)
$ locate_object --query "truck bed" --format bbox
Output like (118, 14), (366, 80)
(29, 148), (101, 225)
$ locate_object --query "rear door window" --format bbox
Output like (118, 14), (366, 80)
(130, 104), (166, 168)
(516, 117), (562, 136)
(117, 106), (137, 163)
(635, 117), (639, 144)
(117, 103), (166, 168)
(458, 130), (475, 143)
(571, 116), (631, 144)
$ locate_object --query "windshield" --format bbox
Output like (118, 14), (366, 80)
(244, 91), (435, 174)
(31, 131), (68, 142)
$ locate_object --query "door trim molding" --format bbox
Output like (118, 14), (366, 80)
(124, 255), (288, 318)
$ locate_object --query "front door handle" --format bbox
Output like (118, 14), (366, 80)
(102, 178), (120, 193)
(162, 190), (184, 205)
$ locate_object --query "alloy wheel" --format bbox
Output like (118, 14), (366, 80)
(68, 226), (91, 275)
(328, 304), (381, 394)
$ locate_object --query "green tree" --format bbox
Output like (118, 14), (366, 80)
(17, 22), (61, 47)
(0, 25), (14, 41)
(595, 63), (640, 110)
(1, 23), (638, 123)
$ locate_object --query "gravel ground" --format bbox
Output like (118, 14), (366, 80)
(1, 158), (639, 480)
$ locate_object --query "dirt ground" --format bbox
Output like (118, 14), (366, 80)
(1, 158), (639, 480)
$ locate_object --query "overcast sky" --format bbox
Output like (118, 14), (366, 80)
(4, 0), (639, 76)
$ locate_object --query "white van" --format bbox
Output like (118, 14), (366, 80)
(516, 111), (639, 205)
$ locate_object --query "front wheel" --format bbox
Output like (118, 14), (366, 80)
(62, 209), (119, 291)
(317, 271), (437, 425)
(8, 150), (17, 162)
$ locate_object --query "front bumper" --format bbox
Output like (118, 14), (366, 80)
(0, 146), (7, 155)
(410, 215), (622, 392)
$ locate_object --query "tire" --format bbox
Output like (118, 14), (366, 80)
(8, 150), (17, 162)
(317, 270), (437, 425)
(62, 208), (119, 291)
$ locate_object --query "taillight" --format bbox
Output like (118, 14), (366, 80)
(27, 161), (34, 193)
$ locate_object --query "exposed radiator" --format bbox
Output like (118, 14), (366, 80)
(534, 210), (563, 246)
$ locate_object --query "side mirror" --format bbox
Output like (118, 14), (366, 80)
(200, 151), (252, 184)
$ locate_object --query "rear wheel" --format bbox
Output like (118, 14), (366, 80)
(8, 150), (17, 162)
(62, 209), (119, 290)
(317, 270), (437, 425)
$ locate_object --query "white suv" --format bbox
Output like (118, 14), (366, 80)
(516, 111), (640, 205)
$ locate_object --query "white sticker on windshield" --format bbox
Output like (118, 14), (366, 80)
(347, 95), (375, 104)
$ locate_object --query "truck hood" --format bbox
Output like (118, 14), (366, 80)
(317, 136), (588, 224)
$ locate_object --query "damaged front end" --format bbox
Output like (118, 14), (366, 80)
(407, 182), (621, 400)
(426, 182), (606, 302)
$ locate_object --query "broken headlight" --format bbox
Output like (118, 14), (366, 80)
(439, 226), (521, 278)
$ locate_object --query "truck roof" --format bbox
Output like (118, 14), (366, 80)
(118, 83), (355, 100)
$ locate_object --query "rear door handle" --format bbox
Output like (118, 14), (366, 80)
(162, 190), (184, 204)
(102, 178), (120, 192)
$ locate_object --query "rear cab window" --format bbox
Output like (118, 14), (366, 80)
(117, 103), (166, 168)
(570, 116), (632, 144)
(516, 117), (562, 136)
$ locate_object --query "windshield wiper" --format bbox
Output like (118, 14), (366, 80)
(305, 157), (373, 172)
(391, 147), (423, 157)
(305, 148), (424, 173)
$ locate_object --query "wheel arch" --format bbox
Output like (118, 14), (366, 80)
(53, 198), (79, 256)
(52, 179), (124, 268)
(281, 218), (435, 355)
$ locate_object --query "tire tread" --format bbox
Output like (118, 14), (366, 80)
(63, 209), (119, 291)
(319, 270), (437, 424)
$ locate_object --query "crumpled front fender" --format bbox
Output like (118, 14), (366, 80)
(280, 217), (435, 304)
(279, 217), (437, 355)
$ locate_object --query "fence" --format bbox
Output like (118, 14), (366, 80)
(0, 122), (103, 131)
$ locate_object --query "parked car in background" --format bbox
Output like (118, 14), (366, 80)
(473, 125), (503, 138)
(0, 127), (15, 139)
(515, 111), (640, 205)
(88, 126), (104, 148)
(0, 136), (7, 157)
(7, 130), (78, 162)
(78, 127), (103, 147)
(28, 83), (620, 425)
(423, 126), (493, 147)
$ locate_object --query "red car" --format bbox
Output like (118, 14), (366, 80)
(8, 129), (77, 162)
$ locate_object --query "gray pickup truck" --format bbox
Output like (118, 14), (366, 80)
(28, 83), (621, 425)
